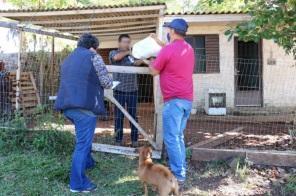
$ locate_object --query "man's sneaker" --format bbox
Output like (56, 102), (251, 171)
(70, 183), (97, 193)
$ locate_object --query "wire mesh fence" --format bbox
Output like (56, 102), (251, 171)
(0, 31), (295, 154)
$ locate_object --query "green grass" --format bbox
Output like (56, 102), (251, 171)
(1, 127), (294, 196)
(200, 160), (229, 178)
(0, 151), (144, 196)
(0, 128), (146, 196)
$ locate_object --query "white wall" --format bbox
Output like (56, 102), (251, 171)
(187, 24), (236, 109)
(262, 40), (296, 107)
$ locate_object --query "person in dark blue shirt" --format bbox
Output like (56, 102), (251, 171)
(55, 33), (112, 193)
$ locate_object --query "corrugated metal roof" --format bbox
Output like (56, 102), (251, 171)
(0, 2), (166, 12)
(0, 3), (166, 41)
(166, 10), (246, 15)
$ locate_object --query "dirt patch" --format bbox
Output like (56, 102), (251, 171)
(185, 115), (295, 151)
(92, 110), (295, 151)
(184, 161), (296, 196)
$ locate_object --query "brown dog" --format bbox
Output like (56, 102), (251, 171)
(137, 146), (179, 196)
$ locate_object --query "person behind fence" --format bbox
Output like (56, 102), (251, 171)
(109, 34), (145, 147)
(149, 18), (194, 191)
(54, 33), (112, 193)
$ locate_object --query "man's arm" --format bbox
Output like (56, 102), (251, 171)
(143, 59), (160, 76)
(111, 50), (130, 62)
(133, 59), (146, 66)
(147, 45), (168, 76)
(149, 65), (160, 76)
(91, 53), (113, 89)
(150, 33), (166, 47)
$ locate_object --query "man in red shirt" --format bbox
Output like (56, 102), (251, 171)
(149, 18), (195, 187)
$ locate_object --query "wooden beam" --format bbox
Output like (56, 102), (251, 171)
(191, 148), (296, 167)
(27, 14), (160, 25)
(164, 14), (251, 23)
(29, 72), (41, 105)
(106, 65), (150, 74)
(15, 29), (23, 111)
(246, 150), (296, 167)
(0, 21), (77, 40)
(92, 143), (162, 159)
(0, 5), (165, 17)
(192, 148), (246, 162)
(154, 15), (164, 151)
(190, 127), (244, 148)
(104, 93), (157, 149)
(97, 34), (146, 42)
(67, 25), (156, 34)
(91, 29), (155, 37)
(50, 36), (55, 96)
(54, 20), (157, 30)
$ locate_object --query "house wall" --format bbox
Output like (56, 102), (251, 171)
(262, 40), (296, 107)
(186, 24), (236, 109)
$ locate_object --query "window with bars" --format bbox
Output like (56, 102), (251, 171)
(185, 35), (220, 73)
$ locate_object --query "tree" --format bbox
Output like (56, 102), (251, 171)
(195, 0), (246, 12)
(200, 0), (296, 58)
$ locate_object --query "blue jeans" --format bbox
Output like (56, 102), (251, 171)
(114, 90), (138, 142)
(163, 99), (192, 181)
(64, 109), (97, 190)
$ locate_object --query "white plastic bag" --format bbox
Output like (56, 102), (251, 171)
(132, 36), (162, 59)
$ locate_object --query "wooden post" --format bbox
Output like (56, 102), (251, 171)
(154, 13), (165, 150)
(15, 29), (23, 111)
(50, 36), (55, 96)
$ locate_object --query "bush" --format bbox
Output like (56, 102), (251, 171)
(0, 128), (31, 153)
(33, 105), (65, 131)
(0, 127), (74, 156)
(32, 130), (74, 155)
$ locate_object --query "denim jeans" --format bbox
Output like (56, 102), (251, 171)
(64, 109), (97, 190)
(114, 90), (138, 142)
(163, 98), (192, 181)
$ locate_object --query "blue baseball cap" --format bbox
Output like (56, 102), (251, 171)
(163, 18), (188, 35)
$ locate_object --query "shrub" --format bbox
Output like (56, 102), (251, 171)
(32, 130), (75, 155)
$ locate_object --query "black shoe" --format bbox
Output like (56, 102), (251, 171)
(70, 183), (97, 193)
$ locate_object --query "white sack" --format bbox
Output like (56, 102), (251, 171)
(132, 36), (162, 59)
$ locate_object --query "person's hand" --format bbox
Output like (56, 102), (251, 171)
(134, 59), (145, 66)
(143, 59), (150, 65)
(150, 33), (157, 40)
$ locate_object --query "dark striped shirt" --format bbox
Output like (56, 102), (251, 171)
(109, 50), (138, 92)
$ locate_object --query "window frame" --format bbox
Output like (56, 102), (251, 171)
(186, 34), (220, 74)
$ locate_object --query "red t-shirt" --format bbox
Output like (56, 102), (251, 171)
(153, 39), (195, 102)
